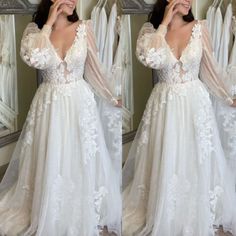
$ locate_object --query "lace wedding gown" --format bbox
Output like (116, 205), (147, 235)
(122, 20), (236, 236)
(0, 20), (121, 236)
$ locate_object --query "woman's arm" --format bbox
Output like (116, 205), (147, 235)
(199, 20), (235, 106)
(84, 20), (119, 106)
(136, 0), (188, 69)
(20, 23), (54, 70)
(20, 0), (67, 70)
(136, 22), (168, 70)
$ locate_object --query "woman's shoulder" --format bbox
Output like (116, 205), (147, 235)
(189, 20), (208, 35)
(139, 22), (156, 33)
(83, 19), (93, 28)
(197, 20), (210, 35)
(185, 20), (206, 29)
(197, 19), (208, 28)
(23, 22), (41, 35)
(26, 22), (39, 29)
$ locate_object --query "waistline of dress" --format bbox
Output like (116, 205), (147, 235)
(157, 78), (200, 86)
(41, 77), (85, 86)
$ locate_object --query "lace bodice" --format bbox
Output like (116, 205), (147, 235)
(136, 20), (233, 105)
(35, 23), (87, 86)
(20, 20), (118, 105)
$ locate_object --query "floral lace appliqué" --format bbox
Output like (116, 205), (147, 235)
(194, 95), (214, 164)
(94, 186), (108, 222)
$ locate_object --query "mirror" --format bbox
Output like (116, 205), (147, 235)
(126, 14), (153, 132)
(120, 0), (154, 143)
(119, 0), (154, 14)
(0, 15), (18, 138)
(0, 0), (39, 14)
(0, 1), (38, 147)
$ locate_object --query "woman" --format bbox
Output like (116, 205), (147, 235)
(0, 0), (121, 235)
(122, 0), (236, 235)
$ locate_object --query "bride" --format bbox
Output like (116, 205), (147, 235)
(0, 0), (121, 235)
(122, 0), (236, 235)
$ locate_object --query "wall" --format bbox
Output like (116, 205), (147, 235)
(193, 0), (211, 19)
(15, 14), (37, 129)
(77, 0), (96, 20)
(130, 14), (153, 130)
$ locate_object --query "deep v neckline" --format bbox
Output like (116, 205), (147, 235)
(164, 21), (199, 62)
(50, 21), (84, 62)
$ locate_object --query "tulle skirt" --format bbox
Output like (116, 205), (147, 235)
(213, 66), (236, 185)
(0, 79), (121, 236)
(122, 79), (236, 236)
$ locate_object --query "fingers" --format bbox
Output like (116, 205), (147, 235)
(168, 0), (189, 4)
(166, 0), (180, 15)
(167, 0), (190, 14)
(57, 8), (63, 15)
(167, 0), (189, 9)
(51, 0), (64, 13)
(50, 0), (73, 17)
(166, 0), (180, 14)
(52, 0), (65, 8)
(167, 0), (181, 8)
(52, 0), (73, 10)
(172, 8), (179, 16)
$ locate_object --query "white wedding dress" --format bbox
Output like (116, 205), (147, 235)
(122, 20), (236, 236)
(0, 20), (121, 236)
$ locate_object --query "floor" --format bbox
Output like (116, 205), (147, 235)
(101, 232), (116, 236)
(216, 227), (233, 236)
(217, 233), (233, 236)
(100, 227), (233, 236)
(100, 227), (117, 236)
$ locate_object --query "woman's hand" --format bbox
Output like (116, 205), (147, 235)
(115, 99), (122, 108)
(46, 0), (72, 27)
(161, 0), (189, 26)
(231, 99), (236, 107)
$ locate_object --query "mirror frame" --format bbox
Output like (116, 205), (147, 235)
(121, 2), (157, 144)
(0, 0), (37, 14)
(0, 1), (38, 148)
(119, 0), (154, 14)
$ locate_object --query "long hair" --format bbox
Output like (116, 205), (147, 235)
(148, 0), (194, 29)
(32, 0), (79, 29)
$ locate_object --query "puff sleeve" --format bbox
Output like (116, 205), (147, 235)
(84, 20), (118, 106)
(199, 20), (233, 105)
(136, 22), (168, 70)
(20, 22), (54, 70)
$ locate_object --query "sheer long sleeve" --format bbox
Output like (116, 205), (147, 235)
(20, 22), (54, 70)
(136, 22), (168, 69)
(200, 20), (233, 105)
(84, 20), (118, 106)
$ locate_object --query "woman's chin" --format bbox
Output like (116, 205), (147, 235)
(184, 11), (190, 16)
(61, 7), (75, 16)
(176, 6), (191, 16)
(178, 10), (190, 16)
